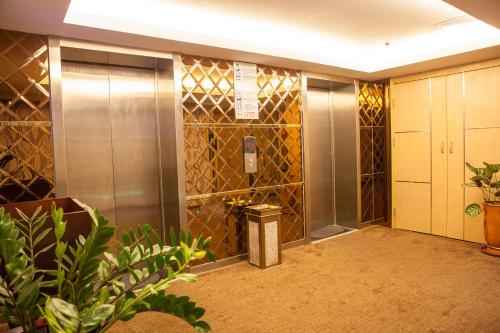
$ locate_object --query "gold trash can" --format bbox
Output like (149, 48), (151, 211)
(245, 204), (282, 269)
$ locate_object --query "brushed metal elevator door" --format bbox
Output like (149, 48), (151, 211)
(61, 62), (117, 226)
(61, 62), (162, 236)
(307, 87), (335, 230)
(108, 66), (162, 236)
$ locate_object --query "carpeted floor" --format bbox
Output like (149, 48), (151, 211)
(149, 226), (499, 332)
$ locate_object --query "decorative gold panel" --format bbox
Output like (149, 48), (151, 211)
(0, 30), (53, 204)
(359, 82), (386, 223)
(182, 55), (303, 260)
(184, 127), (302, 196)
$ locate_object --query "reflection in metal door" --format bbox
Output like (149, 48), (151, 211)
(61, 62), (162, 236)
(307, 87), (334, 231)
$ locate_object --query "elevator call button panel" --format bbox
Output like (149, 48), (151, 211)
(243, 136), (257, 174)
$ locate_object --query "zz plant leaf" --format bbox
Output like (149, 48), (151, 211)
(0, 203), (215, 333)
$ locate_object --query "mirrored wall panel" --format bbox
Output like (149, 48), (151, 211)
(181, 56), (304, 260)
(0, 30), (53, 204)
(359, 82), (386, 224)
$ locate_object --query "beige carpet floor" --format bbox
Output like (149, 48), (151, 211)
(150, 226), (499, 332)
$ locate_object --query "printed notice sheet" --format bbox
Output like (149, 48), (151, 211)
(234, 62), (258, 119)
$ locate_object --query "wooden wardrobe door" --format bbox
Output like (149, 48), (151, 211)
(430, 76), (447, 236)
(464, 66), (500, 129)
(464, 65), (500, 243)
(465, 129), (500, 243)
(393, 79), (430, 132)
(446, 73), (465, 239)
(394, 182), (431, 233)
(394, 132), (430, 182)
(392, 79), (431, 233)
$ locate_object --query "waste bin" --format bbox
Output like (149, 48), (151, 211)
(245, 204), (282, 269)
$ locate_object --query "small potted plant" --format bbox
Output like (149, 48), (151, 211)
(465, 162), (500, 257)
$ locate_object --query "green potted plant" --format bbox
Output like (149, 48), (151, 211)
(0, 202), (215, 332)
(465, 162), (500, 257)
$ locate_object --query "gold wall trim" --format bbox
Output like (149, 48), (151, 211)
(184, 123), (301, 128)
(0, 120), (51, 127)
(186, 182), (304, 200)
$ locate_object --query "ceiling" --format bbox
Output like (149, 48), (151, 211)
(443, 0), (500, 29)
(175, 0), (465, 45)
(0, 0), (499, 80)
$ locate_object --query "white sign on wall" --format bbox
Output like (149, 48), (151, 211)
(234, 62), (259, 119)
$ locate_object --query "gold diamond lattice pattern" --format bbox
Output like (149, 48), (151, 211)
(360, 175), (374, 222)
(182, 56), (301, 125)
(182, 55), (303, 260)
(0, 29), (54, 204)
(186, 185), (303, 260)
(359, 82), (386, 223)
(184, 127), (302, 196)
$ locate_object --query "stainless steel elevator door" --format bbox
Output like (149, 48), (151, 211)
(108, 66), (162, 236)
(61, 62), (117, 226)
(307, 87), (335, 230)
(61, 62), (162, 236)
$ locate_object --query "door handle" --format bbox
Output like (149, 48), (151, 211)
(449, 141), (454, 154)
(440, 142), (444, 154)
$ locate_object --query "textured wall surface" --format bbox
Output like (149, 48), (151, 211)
(0, 29), (53, 204)
(359, 82), (386, 224)
(181, 56), (304, 259)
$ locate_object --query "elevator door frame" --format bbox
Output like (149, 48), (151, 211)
(48, 38), (187, 241)
(302, 74), (361, 243)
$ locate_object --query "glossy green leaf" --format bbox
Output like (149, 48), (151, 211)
(196, 320), (212, 333)
(54, 221), (66, 241)
(80, 304), (114, 329)
(465, 203), (482, 217)
(169, 226), (177, 247)
(122, 232), (131, 245)
(206, 250), (216, 262)
(43, 298), (80, 333)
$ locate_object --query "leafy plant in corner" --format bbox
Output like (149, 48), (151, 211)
(464, 162), (500, 216)
(0, 203), (215, 332)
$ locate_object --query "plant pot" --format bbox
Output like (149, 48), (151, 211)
(0, 197), (93, 269)
(482, 203), (500, 257)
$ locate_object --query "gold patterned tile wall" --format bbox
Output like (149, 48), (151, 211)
(181, 55), (304, 260)
(0, 30), (54, 204)
(359, 82), (386, 223)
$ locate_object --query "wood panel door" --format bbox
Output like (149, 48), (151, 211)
(430, 76), (447, 237)
(430, 75), (464, 239)
(393, 132), (431, 183)
(446, 73), (465, 239)
(392, 79), (430, 132)
(463, 65), (500, 243)
(464, 128), (500, 243)
(464, 66), (500, 129)
(394, 182), (431, 233)
(392, 79), (431, 233)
